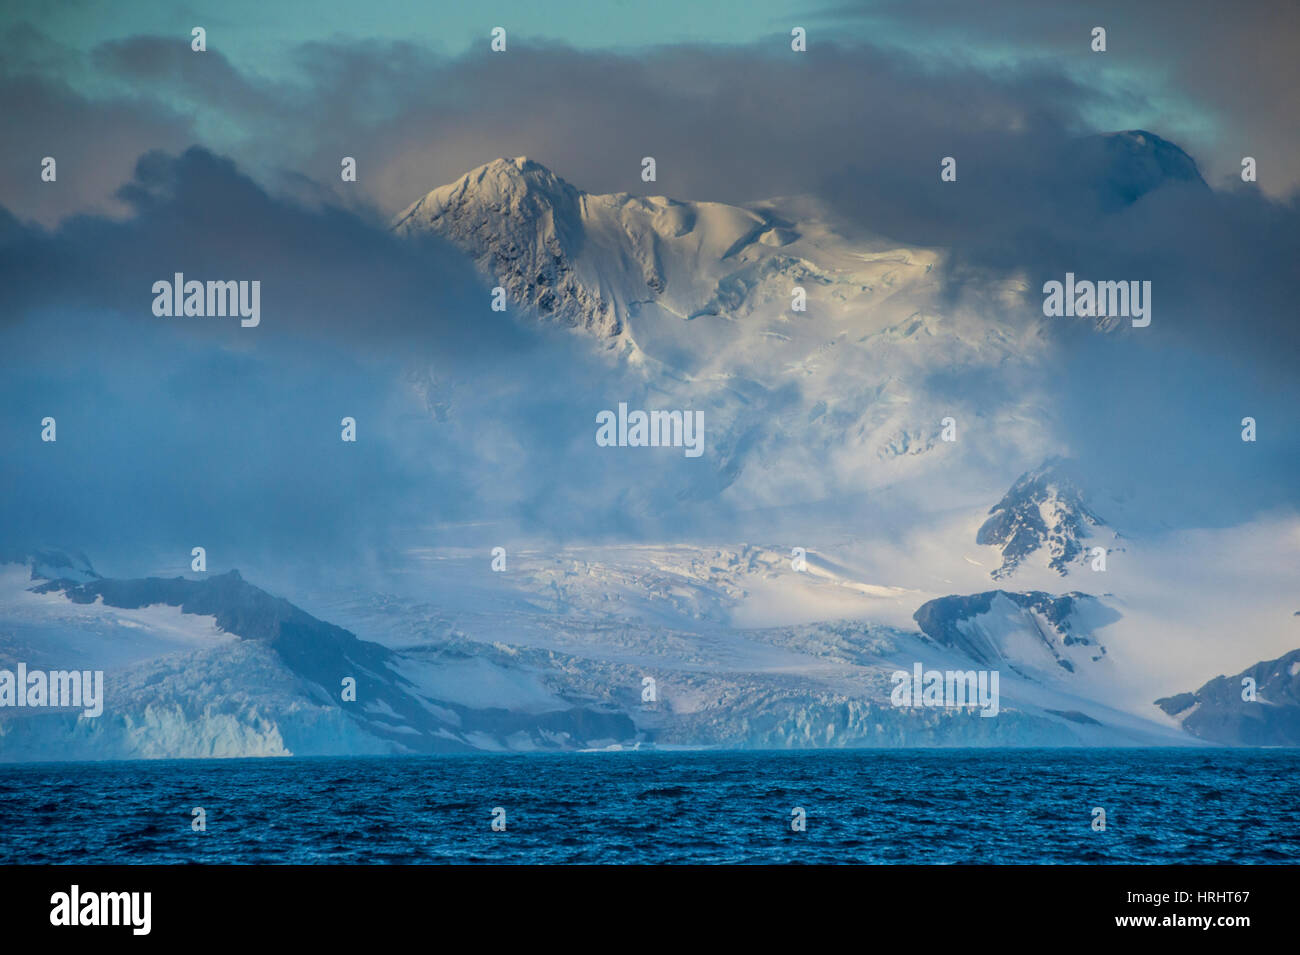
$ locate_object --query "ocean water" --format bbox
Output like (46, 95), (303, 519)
(1, 749), (1296, 864)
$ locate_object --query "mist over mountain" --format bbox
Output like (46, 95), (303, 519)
(2, 129), (1298, 756)
(2, 123), (1295, 551)
(976, 459), (1115, 580)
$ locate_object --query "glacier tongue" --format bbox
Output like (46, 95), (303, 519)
(0, 549), (1196, 760)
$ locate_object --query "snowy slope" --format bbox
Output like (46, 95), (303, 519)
(0, 549), (1193, 759)
(976, 459), (1117, 579)
(394, 157), (1054, 518)
(389, 155), (1294, 734)
(303, 544), (1192, 747)
(0, 559), (634, 760)
(5, 141), (1291, 757)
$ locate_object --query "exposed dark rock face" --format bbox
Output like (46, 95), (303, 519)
(1156, 648), (1300, 746)
(914, 589), (1114, 673)
(977, 459), (1105, 579)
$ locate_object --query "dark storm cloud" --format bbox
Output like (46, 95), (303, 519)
(1, 15), (1296, 550)
(91, 34), (282, 119)
(3, 22), (1110, 216)
(0, 145), (525, 357)
(812, 0), (1300, 194)
(70, 23), (1294, 366)
(55, 23), (1294, 368)
(0, 146), (729, 565)
(0, 26), (195, 226)
(238, 31), (1297, 394)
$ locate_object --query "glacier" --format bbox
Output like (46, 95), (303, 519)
(3, 140), (1296, 758)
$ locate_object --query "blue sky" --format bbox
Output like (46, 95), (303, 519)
(46, 0), (806, 65)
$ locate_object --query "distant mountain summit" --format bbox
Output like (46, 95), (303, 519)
(389, 153), (1208, 535)
(389, 156), (990, 508)
(393, 157), (621, 335)
(977, 459), (1109, 579)
(393, 135), (1206, 343)
(1076, 130), (1208, 209)
(391, 155), (892, 347)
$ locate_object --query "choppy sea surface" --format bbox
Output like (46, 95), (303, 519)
(1, 749), (1296, 864)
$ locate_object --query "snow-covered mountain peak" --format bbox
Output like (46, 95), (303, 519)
(390, 158), (1061, 513)
(392, 156), (951, 350)
(914, 588), (1117, 687)
(394, 156), (622, 334)
(395, 156), (582, 231)
(977, 459), (1112, 580)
